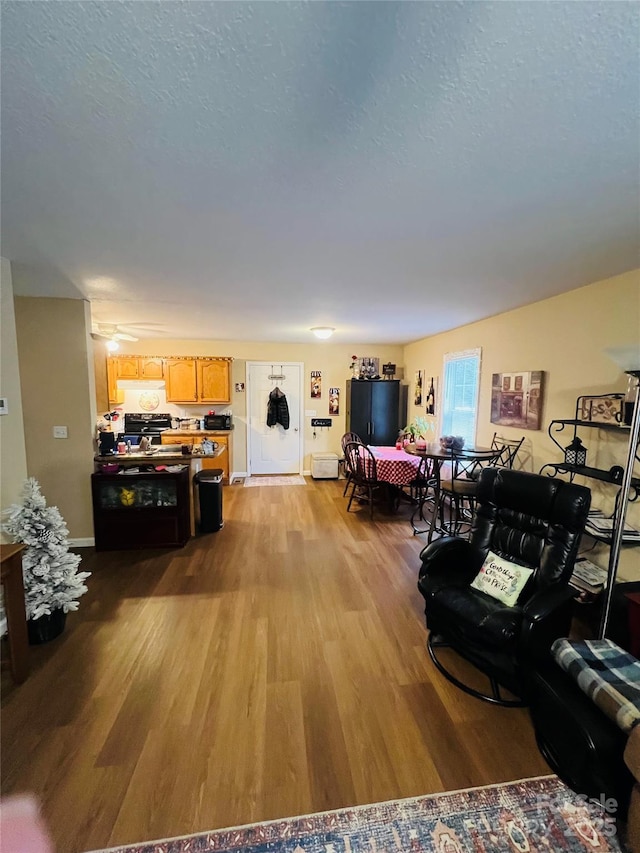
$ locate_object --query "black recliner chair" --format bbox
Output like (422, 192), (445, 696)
(417, 467), (591, 705)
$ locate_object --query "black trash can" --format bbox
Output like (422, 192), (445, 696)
(193, 469), (224, 532)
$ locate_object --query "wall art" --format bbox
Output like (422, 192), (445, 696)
(329, 387), (340, 415)
(425, 376), (437, 416)
(579, 395), (624, 424)
(490, 371), (545, 430)
(310, 371), (322, 398)
(350, 357), (379, 379)
(414, 370), (423, 406)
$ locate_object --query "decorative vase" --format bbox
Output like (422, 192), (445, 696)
(27, 609), (66, 645)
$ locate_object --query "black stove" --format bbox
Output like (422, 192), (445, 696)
(122, 412), (172, 445)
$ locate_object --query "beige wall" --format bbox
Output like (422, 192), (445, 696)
(14, 296), (97, 541)
(0, 258), (28, 519)
(404, 268), (640, 579)
(106, 340), (406, 475)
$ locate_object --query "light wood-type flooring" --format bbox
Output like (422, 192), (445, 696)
(1, 478), (550, 853)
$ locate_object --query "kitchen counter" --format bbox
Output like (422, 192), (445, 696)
(94, 447), (224, 466)
(160, 429), (234, 437)
(93, 447), (225, 540)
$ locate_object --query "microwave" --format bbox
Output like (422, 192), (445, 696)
(204, 413), (232, 430)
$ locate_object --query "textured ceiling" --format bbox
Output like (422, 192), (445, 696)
(2, 1), (638, 344)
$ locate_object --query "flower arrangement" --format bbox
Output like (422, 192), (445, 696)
(2, 478), (90, 621)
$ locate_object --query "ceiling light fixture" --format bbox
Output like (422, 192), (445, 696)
(311, 327), (335, 340)
(106, 338), (120, 352)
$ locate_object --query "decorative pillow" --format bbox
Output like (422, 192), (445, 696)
(471, 550), (534, 607)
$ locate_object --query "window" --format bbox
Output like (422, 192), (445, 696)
(441, 348), (481, 444)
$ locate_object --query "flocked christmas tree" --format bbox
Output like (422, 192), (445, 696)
(2, 478), (90, 621)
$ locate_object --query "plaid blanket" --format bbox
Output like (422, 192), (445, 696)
(551, 638), (640, 734)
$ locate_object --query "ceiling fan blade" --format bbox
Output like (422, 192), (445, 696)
(114, 332), (139, 342)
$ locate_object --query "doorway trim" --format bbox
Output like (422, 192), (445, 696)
(246, 361), (305, 476)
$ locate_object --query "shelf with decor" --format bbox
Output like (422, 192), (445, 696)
(539, 382), (640, 638)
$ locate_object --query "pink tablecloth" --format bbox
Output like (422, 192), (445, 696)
(368, 446), (421, 486)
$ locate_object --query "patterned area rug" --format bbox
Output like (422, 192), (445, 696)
(86, 775), (625, 852)
(244, 475), (306, 487)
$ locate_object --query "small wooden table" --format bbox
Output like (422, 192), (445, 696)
(0, 543), (29, 683)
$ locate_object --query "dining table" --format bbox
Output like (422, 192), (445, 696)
(367, 445), (422, 486)
(403, 442), (496, 541)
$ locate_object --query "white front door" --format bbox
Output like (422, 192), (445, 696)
(247, 362), (303, 475)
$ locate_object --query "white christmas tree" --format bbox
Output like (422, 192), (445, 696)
(2, 478), (90, 621)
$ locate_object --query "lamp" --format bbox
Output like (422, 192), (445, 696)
(106, 338), (120, 352)
(311, 327), (335, 340)
(564, 436), (587, 467)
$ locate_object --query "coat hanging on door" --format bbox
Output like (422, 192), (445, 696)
(267, 387), (290, 430)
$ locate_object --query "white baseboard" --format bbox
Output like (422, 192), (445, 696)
(303, 469), (311, 477)
(69, 537), (95, 548)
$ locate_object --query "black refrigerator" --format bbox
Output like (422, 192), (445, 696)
(346, 380), (407, 446)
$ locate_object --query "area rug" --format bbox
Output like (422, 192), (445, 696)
(86, 775), (626, 852)
(244, 475), (306, 487)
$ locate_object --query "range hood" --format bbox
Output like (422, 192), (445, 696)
(117, 379), (166, 390)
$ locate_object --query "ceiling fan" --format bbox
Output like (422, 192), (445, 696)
(92, 323), (139, 344)
(91, 322), (170, 350)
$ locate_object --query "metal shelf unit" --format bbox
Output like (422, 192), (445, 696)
(539, 387), (640, 637)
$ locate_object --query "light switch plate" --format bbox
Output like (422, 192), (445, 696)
(53, 426), (68, 439)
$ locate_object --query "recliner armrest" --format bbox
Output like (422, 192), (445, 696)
(522, 585), (575, 622)
(520, 585), (575, 659)
(418, 536), (475, 584)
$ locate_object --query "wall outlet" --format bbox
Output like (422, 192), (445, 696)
(53, 426), (68, 439)
(0, 397), (7, 415)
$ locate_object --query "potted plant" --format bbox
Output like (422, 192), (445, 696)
(403, 416), (436, 448)
(2, 478), (90, 644)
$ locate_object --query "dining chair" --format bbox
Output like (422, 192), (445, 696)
(490, 433), (525, 469)
(409, 454), (442, 542)
(344, 441), (385, 519)
(439, 447), (503, 537)
(341, 431), (364, 496)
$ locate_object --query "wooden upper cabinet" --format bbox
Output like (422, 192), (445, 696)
(165, 359), (198, 402)
(198, 359), (231, 403)
(139, 357), (164, 379)
(115, 356), (140, 379)
(106, 358), (125, 405)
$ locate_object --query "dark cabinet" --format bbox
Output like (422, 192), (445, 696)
(91, 467), (191, 550)
(346, 379), (407, 446)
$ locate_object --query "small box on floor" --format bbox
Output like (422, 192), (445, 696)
(311, 453), (339, 479)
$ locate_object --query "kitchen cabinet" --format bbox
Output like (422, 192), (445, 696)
(91, 467), (190, 550)
(198, 359), (231, 403)
(140, 357), (164, 379)
(165, 357), (232, 404)
(346, 379), (407, 447)
(114, 356), (141, 379)
(165, 359), (198, 402)
(107, 358), (124, 405)
(161, 431), (232, 483)
(110, 355), (164, 380)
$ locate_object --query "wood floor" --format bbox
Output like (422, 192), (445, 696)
(1, 478), (550, 853)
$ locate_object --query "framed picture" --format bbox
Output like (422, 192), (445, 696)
(329, 387), (340, 415)
(425, 376), (437, 416)
(579, 395), (624, 424)
(414, 370), (423, 406)
(310, 371), (322, 399)
(491, 371), (545, 430)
